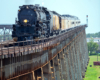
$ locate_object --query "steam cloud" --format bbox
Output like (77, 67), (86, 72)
(25, 0), (34, 4)
(41, 0), (44, 6)
(24, 0), (45, 6)
(42, 2), (44, 6)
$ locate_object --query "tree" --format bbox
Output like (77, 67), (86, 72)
(87, 37), (99, 55)
(86, 31), (100, 38)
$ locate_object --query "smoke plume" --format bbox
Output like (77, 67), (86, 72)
(24, 0), (45, 6)
(42, 2), (44, 6)
(25, 0), (33, 4)
(41, 0), (44, 6)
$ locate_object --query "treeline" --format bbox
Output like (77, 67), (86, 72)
(86, 32), (100, 38)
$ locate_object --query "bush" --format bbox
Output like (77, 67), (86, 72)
(91, 52), (96, 55)
(98, 53), (100, 56)
(89, 51), (97, 56)
(89, 52), (100, 56)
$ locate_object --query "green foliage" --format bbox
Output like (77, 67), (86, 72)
(86, 32), (100, 38)
(89, 51), (97, 56)
(98, 53), (100, 56)
(87, 38), (99, 55)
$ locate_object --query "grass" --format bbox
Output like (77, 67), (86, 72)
(84, 55), (100, 80)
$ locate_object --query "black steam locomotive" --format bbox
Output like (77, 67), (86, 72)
(12, 4), (80, 42)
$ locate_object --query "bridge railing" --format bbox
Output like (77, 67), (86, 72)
(0, 25), (12, 42)
(0, 32), (66, 57)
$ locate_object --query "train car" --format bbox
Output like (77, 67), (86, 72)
(12, 4), (81, 42)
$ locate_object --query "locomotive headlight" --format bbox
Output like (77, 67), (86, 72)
(26, 6), (29, 9)
(23, 19), (28, 23)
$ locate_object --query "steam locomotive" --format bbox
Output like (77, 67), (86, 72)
(12, 4), (80, 42)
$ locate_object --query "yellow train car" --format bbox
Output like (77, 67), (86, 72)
(61, 15), (80, 30)
(53, 15), (60, 30)
(61, 18), (68, 30)
(67, 18), (73, 28)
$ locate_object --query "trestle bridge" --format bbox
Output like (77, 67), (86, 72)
(0, 24), (89, 80)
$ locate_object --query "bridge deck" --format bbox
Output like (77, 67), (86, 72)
(0, 25), (86, 58)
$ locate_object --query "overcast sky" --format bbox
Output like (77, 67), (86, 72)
(0, 0), (100, 34)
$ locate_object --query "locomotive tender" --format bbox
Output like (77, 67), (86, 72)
(12, 4), (80, 42)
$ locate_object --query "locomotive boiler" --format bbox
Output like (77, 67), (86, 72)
(12, 4), (80, 42)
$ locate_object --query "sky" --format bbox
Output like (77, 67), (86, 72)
(0, 0), (100, 34)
